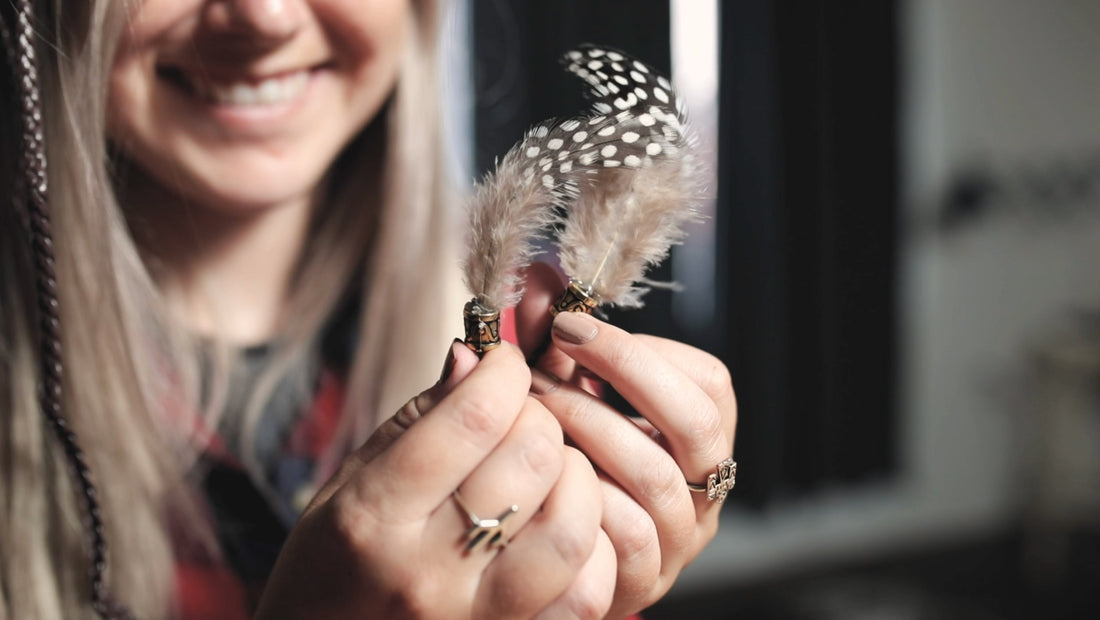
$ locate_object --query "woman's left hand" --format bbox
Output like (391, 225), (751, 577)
(515, 264), (738, 619)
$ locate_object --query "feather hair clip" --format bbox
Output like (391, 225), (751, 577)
(461, 121), (569, 354)
(551, 45), (705, 315)
(460, 112), (645, 353)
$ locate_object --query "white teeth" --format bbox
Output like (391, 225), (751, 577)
(257, 79), (282, 103)
(197, 71), (310, 106)
(226, 83), (258, 105)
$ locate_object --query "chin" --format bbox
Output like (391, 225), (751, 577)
(188, 179), (317, 214)
(171, 152), (332, 213)
(196, 186), (311, 213)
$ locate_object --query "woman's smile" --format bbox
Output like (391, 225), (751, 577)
(159, 65), (316, 106)
(155, 62), (327, 135)
(108, 0), (409, 211)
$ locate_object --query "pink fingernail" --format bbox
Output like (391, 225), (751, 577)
(552, 311), (598, 345)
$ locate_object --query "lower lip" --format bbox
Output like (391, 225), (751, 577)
(165, 70), (321, 135)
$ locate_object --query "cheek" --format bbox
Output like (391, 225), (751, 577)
(107, 58), (151, 145)
(327, 0), (410, 106)
(107, 0), (198, 125)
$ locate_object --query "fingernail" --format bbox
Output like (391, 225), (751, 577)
(530, 368), (562, 395)
(552, 311), (598, 345)
(395, 397), (423, 429)
(439, 339), (461, 383)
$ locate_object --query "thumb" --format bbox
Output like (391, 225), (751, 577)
(334, 338), (477, 474)
(308, 340), (479, 512)
(352, 339), (479, 464)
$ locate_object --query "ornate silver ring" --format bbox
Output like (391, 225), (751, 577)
(687, 458), (737, 503)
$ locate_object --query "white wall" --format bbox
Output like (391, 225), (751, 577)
(673, 0), (1100, 594)
(440, 0), (474, 186)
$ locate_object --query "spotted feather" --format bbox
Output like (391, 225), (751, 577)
(464, 45), (692, 312)
(516, 111), (678, 183)
(554, 45), (705, 309)
(562, 44), (685, 136)
(559, 45), (687, 182)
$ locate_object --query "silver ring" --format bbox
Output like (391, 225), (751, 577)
(452, 491), (519, 552)
(687, 458), (737, 503)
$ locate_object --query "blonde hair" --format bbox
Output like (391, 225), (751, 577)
(0, 1), (463, 618)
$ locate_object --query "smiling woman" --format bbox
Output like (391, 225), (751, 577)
(0, 1), (736, 619)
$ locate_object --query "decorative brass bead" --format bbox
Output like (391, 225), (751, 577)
(463, 299), (501, 355)
(550, 280), (599, 316)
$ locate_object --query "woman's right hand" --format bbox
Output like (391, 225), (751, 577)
(253, 342), (616, 620)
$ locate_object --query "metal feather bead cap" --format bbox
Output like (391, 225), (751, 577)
(463, 299), (502, 355)
(549, 280), (599, 316)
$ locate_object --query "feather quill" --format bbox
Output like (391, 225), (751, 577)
(554, 45), (705, 310)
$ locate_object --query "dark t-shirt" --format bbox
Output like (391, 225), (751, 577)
(176, 308), (356, 619)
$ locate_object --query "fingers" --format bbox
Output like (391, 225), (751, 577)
(530, 529), (617, 620)
(358, 340), (479, 462)
(477, 447), (603, 619)
(348, 342), (534, 519)
(549, 311), (732, 484)
(308, 339), (480, 511)
(597, 478), (662, 615)
(633, 334), (738, 443)
(530, 370), (696, 558)
(435, 397), (564, 558)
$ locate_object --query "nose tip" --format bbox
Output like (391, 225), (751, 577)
(206, 0), (303, 41)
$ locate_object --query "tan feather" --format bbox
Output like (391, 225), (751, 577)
(556, 46), (706, 308)
(462, 122), (574, 311)
(557, 137), (705, 308)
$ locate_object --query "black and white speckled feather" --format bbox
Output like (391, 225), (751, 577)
(524, 111), (678, 177)
(464, 44), (697, 312)
(464, 115), (679, 309)
(562, 44), (686, 136)
(555, 45), (705, 308)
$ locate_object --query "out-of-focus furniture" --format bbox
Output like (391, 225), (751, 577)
(1025, 318), (1100, 587)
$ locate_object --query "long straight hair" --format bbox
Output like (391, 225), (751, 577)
(0, 1), (463, 618)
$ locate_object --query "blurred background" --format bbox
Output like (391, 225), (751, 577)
(442, 1), (1100, 618)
